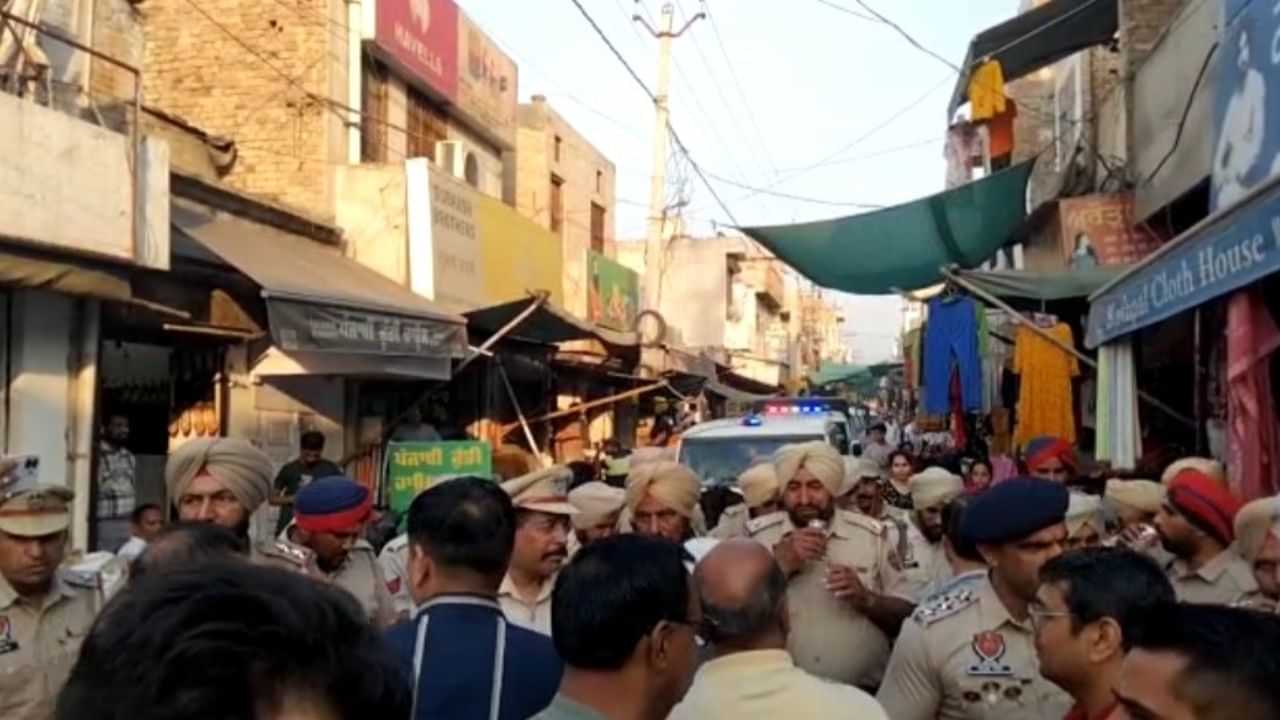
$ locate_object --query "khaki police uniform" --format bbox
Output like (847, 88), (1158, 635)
(1166, 549), (1258, 605)
(876, 574), (1072, 720)
(498, 574), (555, 636)
(747, 508), (911, 688)
(710, 504), (749, 539)
(0, 476), (99, 720)
(899, 516), (953, 601)
(668, 649), (889, 720)
(257, 536), (396, 626)
(378, 533), (412, 617)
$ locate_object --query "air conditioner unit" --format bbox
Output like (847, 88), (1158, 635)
(435, 140), (477, 185)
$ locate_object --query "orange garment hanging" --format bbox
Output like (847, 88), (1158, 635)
(1013, 322), (1079, 447)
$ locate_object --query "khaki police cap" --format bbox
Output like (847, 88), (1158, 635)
(501, 465), (579, 516)
(0, 474), (74, 537)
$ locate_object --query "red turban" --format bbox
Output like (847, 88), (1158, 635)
(1167, 470), (1243, 546)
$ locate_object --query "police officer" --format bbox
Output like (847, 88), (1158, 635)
(877, 477), (1073, 720)
(164, 437), (274, 540)
(900, 467), (965, 601)
(270, 476), (396, 627)
(0, 467), (98, 720)
(566, 481), (625, 551)
(710, 463), (780, 539)
(378, 532), (413, 620)
(1155, 469), (1255, 605)
(498, 466), (577, 636)
(747, 441), (913, 689)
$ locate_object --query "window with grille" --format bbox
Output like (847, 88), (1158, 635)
(550, 175), (565, 234)
(361, 58), (389, 163)
(407, 87), (447, 160)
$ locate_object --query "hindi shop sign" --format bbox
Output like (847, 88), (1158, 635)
(267, 298), (464, 357)
(375, 0), (458, 101)
(386, 441), (492, 512)
(1086, 178), (1280, 348)
(1059, 193), (1161, 267)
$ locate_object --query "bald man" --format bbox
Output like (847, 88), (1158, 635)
(669, 539), (888, 719)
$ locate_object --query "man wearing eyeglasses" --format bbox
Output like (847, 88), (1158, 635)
(878, 477), (1073, 720)
(1030, 548), (1175, 720)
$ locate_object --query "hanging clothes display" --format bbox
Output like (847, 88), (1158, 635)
(985, 101), (1018, 169)
(923, 296), (983, 415)
(1227, 290), (1280, 500)
(967, 59), (1007, 121)
(1012, 322), (1079, 448)
(944, 122), (981, 189)
(1095, 338), (1142, 470)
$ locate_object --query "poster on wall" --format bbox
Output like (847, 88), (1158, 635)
(1214, 0), (1280, 212)
(1058, 193), (1162, 267)
(455, 11), (518, 148)
(374, 0), (458, 100)
(385, 441), (492, 512)
(587, 252), (638, 332)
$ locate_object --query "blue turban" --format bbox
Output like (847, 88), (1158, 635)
(962, 477), (1068, 545)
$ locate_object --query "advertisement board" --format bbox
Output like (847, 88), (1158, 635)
(408, 160), (486, 312)
(588, 252), (639, 331)
(1213, 0), (1280, 212)
(375, 0), (458, 100)
(476, 194), (563, 306)
(455, 11), (518, 148)
(1058, 193), (1161, 267)
(385, 441), (491, 512)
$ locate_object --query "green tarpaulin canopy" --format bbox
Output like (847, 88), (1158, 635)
(809, 363), (873, 388)
(951, 266), (1128, 301)
(740, 162), (1034, 294)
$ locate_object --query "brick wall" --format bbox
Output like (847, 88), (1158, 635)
(1120, 0), (1187, 73)
(142, 0), (346, 220)
(90, 0), (144, 125)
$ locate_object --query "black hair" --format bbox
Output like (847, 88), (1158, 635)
(1039, 547), (1174, 634)
(1122, 603), (1280, 718)
(888, 449), (915, 470)
(552, 535), (691, 670)
(942, 496), (983, 562)
(407, 476), (515, 579)
(870, 422), (887, 434)
(300, 431), (326, 451)
(131, 522), (248, 579)
(967, 456), (993, 476)
(129, 503), (162, 525)
(57, 561), (410, 720)
(699, 559), (786, 645)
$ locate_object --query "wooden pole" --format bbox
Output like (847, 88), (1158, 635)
(500, 381), (670, 435)
(941, 267), (1195, 429)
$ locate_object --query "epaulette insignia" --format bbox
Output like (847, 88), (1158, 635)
(912, 587), (977, 626)
(745, 512), (785, 536)
(843, 511), (883, 536)
(263, 540), (314, 570)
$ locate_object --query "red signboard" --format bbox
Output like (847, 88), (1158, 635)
(1058, 192), (1163, 268)
(376, 0), (459, 100)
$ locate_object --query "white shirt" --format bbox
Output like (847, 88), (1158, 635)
(116, 536), (147, 564)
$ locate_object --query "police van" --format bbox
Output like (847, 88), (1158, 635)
(676, 398), (854, 489)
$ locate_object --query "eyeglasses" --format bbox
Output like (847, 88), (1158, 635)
(1027, 606), (1071, 630)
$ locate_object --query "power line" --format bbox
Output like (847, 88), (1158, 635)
(704, 1), (780, 176)
(809, 0), (877, 22)
(701, 166), (886, 209)
(566, 0), (741, 226)
(852, 0), (960, 72)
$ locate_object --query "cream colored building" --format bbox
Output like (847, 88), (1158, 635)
(515, 95), (618, 318)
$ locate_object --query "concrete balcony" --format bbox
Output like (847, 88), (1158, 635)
(740, 259), (786, 310)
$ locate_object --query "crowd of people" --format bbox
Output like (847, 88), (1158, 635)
(2, 423), (1280, 719)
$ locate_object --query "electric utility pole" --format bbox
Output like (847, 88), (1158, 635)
(635, 2), (704, 314)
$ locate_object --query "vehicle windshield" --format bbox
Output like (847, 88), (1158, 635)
(679, 435), (827, 487)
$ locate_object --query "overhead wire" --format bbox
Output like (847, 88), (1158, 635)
(703, 0), (780, 177)
(850, 0), (961, 73)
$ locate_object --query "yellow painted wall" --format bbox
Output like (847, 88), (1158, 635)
(476, 194), (564, 307)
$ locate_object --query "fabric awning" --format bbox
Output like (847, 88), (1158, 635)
(702, 378), (777, 403)
(741, 161), (1033, 294)
(809, 363), (873, 388)
(464, 297), (637, 347)
(173, 206), (465, 358)
(1086, 172), (1280, 348)
(0, 241), (132, 302)
(948, 0), (1119, 116)
(952, 266), (1128, 301)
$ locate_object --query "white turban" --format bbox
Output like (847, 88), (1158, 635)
(626, 461), (701, 517)
(1065, 492), (1105, 538)
(1234, 497), (1280, 563)
(773, 441), (844, 496)
(1161, 457), (1227, 488)
(568, 481), (626, 530)
(165, 437), (274, 513)
(737, 463), (780, 509)
(1104, 479), (1164, 515)
(840, 457), (881, 498)
(909, 467), (964, 509)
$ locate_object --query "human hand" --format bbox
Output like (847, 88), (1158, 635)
(774, 528), (828, 575)
(825, 563), (871, 608)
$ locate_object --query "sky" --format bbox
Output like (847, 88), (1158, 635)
(459, 0), (1020, 363)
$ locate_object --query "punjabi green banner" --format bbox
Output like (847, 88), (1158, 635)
(385, 441), (492, 513)
(587, 251), (639, 332)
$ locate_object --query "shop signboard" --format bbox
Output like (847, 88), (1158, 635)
(1058, 193), (1161, 267)
(374, 0), (458, 101)
(386, 441), (491, 512)
(476, 194), (563, 306)
(408, 160), (486, 312)
(1213, 0), (1280, 213)
(267, 298), (464, 357)
(588, 252), (639, 331)
(455, 11), (518, 148)
(1085, 176), (1280, 348)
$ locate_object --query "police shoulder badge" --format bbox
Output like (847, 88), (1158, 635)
(912, 587), (976, 626)
(966, 630), (1013, 677)
(0, 616), (19, 654)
